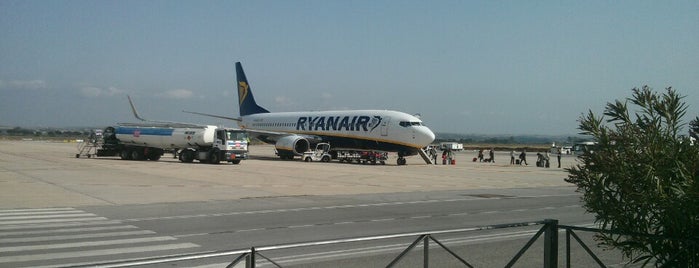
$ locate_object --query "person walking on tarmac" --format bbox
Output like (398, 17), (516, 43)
(489, 148), (495, 163)
(510, 150), (515, 165)
(557, 148), (562, 168)
(477, 149), (484, 162)
(519, 150), (528, 165)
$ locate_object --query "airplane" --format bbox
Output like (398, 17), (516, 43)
(188, 62), (436, 165)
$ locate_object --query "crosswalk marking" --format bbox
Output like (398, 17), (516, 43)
(0, 236), (178, 252)
(0, 225), (137, 236)
(0, 230), (156, 243)
(0, 212), (96, 220)
(0, 219), (124, 230)
(0, 207), (200, 267)
(0, 216), (109, 225)
(0, 243), (200, 264)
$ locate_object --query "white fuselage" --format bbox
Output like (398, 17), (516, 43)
(239, 110), (435, 153)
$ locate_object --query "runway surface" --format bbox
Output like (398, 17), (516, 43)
(0, 141), (624, 267)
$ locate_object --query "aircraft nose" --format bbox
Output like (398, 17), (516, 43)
(418, 127), (436, 146)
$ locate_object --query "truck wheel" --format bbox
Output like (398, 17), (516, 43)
(209, 152), (220, 164)
(180, 150), (194, 163)
(148, 154), (161, 161)
(120, 150), (131, 160)
(131, 150), (143, 161)
(231, 159), (241, 164)
(304, 157), (312, 162)
(321, 156), (330, 162)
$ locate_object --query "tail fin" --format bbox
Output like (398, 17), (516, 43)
(236, 62), (270, 116)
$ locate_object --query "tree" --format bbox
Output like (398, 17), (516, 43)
(690, 116), (699, 141)
(565, 86), (699, 266)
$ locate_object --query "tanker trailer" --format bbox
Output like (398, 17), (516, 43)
(97, 124), (248, 164)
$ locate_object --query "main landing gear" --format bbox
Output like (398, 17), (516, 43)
(397, 157), (407, 165)
(397, 151), (408, 165)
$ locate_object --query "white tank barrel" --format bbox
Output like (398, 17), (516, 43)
(114, 125), (217, 150)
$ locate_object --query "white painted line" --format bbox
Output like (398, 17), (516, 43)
(0, 220), (123, 231)
(0, 225), (138, 237)
(0, 236), (177, 252)
(0, 213), (97, 220)
(0, 208), (76, 213)
(370, 218), (395, 222)
(0, 230), (155, 243)
(0, 243), (200, 264)
(0, 210), (87, 217)
(0, 217), (109, 225)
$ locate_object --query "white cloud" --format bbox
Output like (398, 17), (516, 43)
(274, 95), (295, 106)
(158, 89), (193, 99)
(0, 79), (47, 90)
(80, 86), (125, 97)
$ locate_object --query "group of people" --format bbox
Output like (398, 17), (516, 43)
(507, 148), (563, 168)
(433, 146), (565, 168)
(427, 146), (456, 165)
(476, 149), (495, 163)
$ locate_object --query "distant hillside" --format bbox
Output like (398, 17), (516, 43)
(435, 132), (588, 146)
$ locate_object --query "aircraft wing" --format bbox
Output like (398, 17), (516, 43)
(182, 110), (241, 122)
(123, 96), (212, 129)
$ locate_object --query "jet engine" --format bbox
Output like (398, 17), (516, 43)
(275, 135), (310, 159)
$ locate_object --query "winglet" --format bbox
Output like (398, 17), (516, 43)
(236, 62), (270, 116)
(127, 95), (147, 121)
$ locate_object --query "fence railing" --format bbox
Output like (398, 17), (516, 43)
(70, 219), (696, 268)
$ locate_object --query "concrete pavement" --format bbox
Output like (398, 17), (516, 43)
(0, 141), (578, 209)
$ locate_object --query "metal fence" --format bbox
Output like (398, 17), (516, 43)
(72, 219), (696, 268)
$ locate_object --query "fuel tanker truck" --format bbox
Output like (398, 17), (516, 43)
(95, 123), (249, 164)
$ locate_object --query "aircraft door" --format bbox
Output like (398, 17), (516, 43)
(380, 117), (391, 136)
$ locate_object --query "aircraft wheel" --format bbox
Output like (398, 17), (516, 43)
(397, 157), (407, 165)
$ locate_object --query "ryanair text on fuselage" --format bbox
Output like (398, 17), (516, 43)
(296, 115), (382, 132)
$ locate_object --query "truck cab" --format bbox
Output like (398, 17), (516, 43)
(215, 129), (249, 164)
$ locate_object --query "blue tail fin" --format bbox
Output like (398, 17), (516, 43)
(236, 62), (270, 116)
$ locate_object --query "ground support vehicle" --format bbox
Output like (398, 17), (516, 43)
(303, 143), (332, 162)
(92, 124), (249, 164)
(336, 149), (388, 165)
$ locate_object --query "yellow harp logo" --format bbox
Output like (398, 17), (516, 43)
(238, 81), (249, 105)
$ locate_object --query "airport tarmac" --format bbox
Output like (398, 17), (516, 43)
(0, 141), (578, 209)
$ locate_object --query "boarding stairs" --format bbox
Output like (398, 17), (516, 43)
(418, 147), (434, 165)
(76, 131), (103, 158)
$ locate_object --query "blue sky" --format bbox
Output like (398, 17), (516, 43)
(1, 1), (697, 135)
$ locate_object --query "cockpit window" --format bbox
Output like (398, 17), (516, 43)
(399, 121), (423, 127)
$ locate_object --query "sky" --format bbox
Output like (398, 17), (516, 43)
(1, 1), (697, 135)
